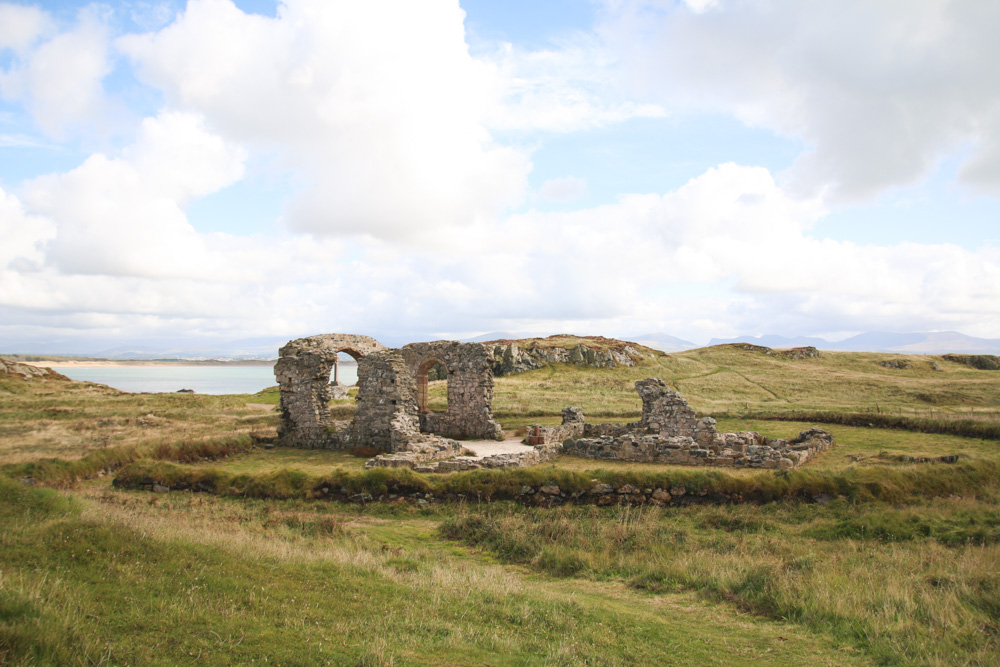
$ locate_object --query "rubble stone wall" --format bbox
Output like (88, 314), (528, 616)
(402, 341), (504, 441)
(529, 378), (834, 470)
(635, 378), (716, 443)
(563, 428), (833, 469)
(527, 407), (585, 445)
(274, 334), (385, 449)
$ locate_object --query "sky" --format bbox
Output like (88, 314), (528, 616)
(1, 0), (999, 353)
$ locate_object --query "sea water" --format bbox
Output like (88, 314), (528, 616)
(54, 364), (359, 395)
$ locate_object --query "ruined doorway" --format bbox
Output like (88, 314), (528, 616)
(415, 359), (448, 414)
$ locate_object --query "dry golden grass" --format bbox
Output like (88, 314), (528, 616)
(490, 346), (1000, 424)
(0, 373), (278, 464)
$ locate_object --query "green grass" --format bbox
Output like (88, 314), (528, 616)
(0, 372), (278, 465)
(735, 409), (1000, 440)
(4, 347), (1000, 664)
(491, 346), (1000, 424)
(440, 498), (1000, 666)
(0, 476), (868, 666)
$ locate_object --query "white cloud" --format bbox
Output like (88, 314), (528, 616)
(19, 111), (246, 279)
(0, 3), (52, 54)
(598, 0), (1000, 201)
(483, 40), (666, 133)
(681, 0), (719, 14)
(538, 176), (587, 202)
(4, 158), (999, 344)
(0, 186), (55, 269)
(1, 2), (997, 347)
(0, 5), (112, 138)
(118, 0), (532, 239)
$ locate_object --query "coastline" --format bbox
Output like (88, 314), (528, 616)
(37, 360), (278, 368)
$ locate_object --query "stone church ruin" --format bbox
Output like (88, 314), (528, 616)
(275, 333), (832, 472)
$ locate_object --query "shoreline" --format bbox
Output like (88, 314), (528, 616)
(36, 360), (278, 368)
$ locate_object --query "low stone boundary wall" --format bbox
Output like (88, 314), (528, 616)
(116, 472), (848, 507)
(516, 481), (740, 507)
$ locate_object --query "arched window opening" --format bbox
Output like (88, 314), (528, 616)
(416, 359), (449, 413)
(329, 350), (361, 388)
(329, 349), (362, 407)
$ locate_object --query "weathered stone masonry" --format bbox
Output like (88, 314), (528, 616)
(274, 334), (385, 449)
(402, 341), (503, 441)
(276, 333), (832, 473)
(532, 378), (833, 469)
(275, 334), (504, 462)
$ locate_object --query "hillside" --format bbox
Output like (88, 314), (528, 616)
(491, 343), (1000, 425)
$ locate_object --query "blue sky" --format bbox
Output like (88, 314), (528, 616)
(1, 0), (999, 352)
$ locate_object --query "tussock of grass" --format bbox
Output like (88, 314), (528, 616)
(439, 499), (1000, 665)
(1, 434), (254, 486)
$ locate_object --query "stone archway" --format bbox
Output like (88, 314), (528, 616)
(402, 341), (503, 441)
(274, 334), (385, 448)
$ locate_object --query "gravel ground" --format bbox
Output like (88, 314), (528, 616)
(460, 439), (534, 459)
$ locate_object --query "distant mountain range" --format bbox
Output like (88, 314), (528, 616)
(627, 333), (700, 352)
(3, 330), (998, 360)
(704, 331), (1000, 354)
(462, 331), (1000, 354)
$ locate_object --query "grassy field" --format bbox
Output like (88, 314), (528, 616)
(492, 344), (1000, 426)
(2, 345), (999, 665)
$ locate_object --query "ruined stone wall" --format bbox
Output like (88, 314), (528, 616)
(402, 341), (504, 441)
(549, 378), (833, 469)
(635, 378), (716, 442)
(274, 334), (385, 449)
(350, 350), (420, 453)
(527, 407), (585, 445)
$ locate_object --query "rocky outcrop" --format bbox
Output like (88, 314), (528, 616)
(0, 357), (71, 381)
(488, 336), (653, 376)
(489, 342), (546, 376)
(780, 346), (821, 359)
(724, 344), (821, 359)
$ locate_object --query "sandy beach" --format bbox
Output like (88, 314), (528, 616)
(36, 359), (277, 368)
